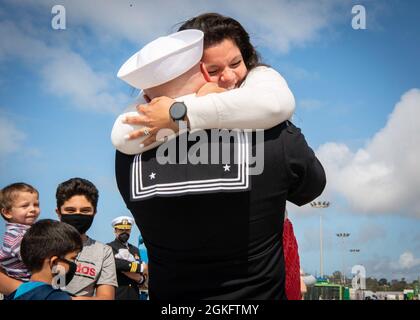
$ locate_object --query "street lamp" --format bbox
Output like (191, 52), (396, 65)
(349, 249), (361, 272)
(310, 201), (330, 278)
(336, 232), (350, 284)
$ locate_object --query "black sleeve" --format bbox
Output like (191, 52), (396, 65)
(107, 241), (141, 273)
(114, 258), (141, 273)
(46, 290), (72, 300)
(284, 123), (326, 206)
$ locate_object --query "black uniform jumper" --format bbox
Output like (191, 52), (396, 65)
(115, 121), (326, 300)
(107, 239), (143, 300)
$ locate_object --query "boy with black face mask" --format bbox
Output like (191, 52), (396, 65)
(55, 178), (118, 300)
(107, 216), (147, 300)
(10, 219), (82, 300)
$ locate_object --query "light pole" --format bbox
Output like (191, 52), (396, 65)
(310, 201), (330, 279)
(336, 232), (350, 284)
(349, 248), (361, 272)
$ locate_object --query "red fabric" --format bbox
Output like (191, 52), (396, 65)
(283, 218), (302, 300)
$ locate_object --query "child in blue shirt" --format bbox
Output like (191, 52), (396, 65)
(9, 219), (82, 300)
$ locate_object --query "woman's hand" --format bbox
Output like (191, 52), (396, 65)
(123, 84), (225, 147)
(123, 96), (179, 147)
(196, 82), (227, 96)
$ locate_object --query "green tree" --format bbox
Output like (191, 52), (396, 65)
(378, 278), (388, 286)
(365, 277), (379, 291)
(330, 271), (342, 284)
(390, 278), (408, 291)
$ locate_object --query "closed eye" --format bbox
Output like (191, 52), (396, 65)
(230, 61), (241, 68)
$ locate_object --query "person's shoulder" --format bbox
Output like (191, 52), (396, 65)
(103, 243), (115, 255)
(248, 65), (270, 73)
(247, 65), (278, 76)
(283, 121), (300, 133)
(279, 122), (313, 158)
(45, 289), (72, 300)
(86, 237), (106, 248)
(278, 121), (304, 141)
(94, 240), (115, 256)
(13, 283), (61, 300)
(84, 238), (114, 257)
(128, 242), (140, 252)
(263, 121), (303, 147)
(243, 65), (287, 85)
(5, 222), (29, 235)
(83, 237), (106, 252)
(106, 239), (117, 246)
(106, 239), (120, 250)
(5, 290), (16, 300)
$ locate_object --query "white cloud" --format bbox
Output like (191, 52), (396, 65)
(40, 51), (127, 113)
(317, 89), (420, 218)
(1, 0), (390, 116)
(394, 251), (420, 270)
(354, 223), (386, 244)
(0, 19), (129, 114)
(0, 115), (26, 156)
(230, 0), (346, 53)
(362, 251), (420, 281)
(6, 0), (350, 53)
(0, 0), (356, 116)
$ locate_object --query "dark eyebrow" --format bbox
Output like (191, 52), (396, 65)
(206, 64), (219, 69)
(231, 56), (242, 63)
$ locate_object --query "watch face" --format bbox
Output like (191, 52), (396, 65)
(170, 102), (187, 120)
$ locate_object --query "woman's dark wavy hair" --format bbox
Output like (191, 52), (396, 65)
(178, 13), (262, 71)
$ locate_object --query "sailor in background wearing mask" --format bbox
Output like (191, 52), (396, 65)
(107, 216), (147, 300)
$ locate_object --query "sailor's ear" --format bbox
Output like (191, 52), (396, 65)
(143, 94), (151, 103)
(200, 62), (211, 82)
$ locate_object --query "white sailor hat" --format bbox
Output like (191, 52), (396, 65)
(112, 216), (135, 230)
(117, 29), (204, 90)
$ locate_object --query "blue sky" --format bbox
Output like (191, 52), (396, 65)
(1, 0), (419, 281)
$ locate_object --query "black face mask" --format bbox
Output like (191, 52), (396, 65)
(52, 258), (78, 287)
(61, 258), (77, 285)
(60, 214), (94, 235)
(118, 233), (130, 243)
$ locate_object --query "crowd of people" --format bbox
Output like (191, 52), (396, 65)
(0, 12), (326, 300)
(0, 179), (148, 300)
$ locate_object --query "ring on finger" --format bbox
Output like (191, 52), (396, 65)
(144, 128), (151, 136)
